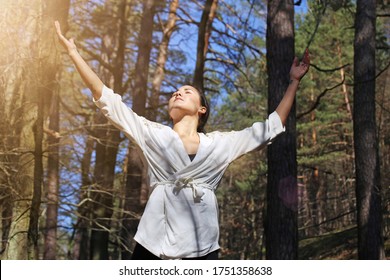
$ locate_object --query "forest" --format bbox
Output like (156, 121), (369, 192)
(0, 0), (389, 260)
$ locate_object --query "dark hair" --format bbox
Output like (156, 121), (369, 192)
(190, 85), (210, 133)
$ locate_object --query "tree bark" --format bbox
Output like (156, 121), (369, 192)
(89, 0), (129, 260)
(3, 0), (43, 260)
(3, 70), (33, 260)
(149, 0), (179, 121)
(193, 0), (218, 91)
(132, 0), (156, 114)
(265, 0), (297, 260)
(73, 135), (94, 260)
(90, 128), (120, 260)
(123, 0), (156, 259)
(353, 0), (385, 260)
(42, 0), (71, 260)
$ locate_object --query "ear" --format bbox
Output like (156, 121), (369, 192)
(198, 106), (207, 115)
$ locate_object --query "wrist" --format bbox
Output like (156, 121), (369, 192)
(68, 48), (79, 57)
(289, 78), (300, 84)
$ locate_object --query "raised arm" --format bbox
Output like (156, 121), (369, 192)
(55, 21), (104, 100)
(275, 48), (310, 126)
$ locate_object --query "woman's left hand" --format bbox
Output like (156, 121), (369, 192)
(290, 48), (310, 82)
(55, 21), (78, 55)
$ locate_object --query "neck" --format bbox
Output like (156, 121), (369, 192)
(173, 115), (198, 136)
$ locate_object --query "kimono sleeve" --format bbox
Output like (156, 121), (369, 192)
(93, 85), (147, 149)
(226, 111), (285, 163)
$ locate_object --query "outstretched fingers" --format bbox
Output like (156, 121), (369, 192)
(302, 48), (310, 65)
(298, 48), (310, 77)
(55, 21), (62, 37)
(290, 49), (310, 81)
(55, 20), (68, 46)
(54, 21), (77, 53)
(293, 56), (300, 66)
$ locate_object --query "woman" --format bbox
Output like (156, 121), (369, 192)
(55, 21), (309, 260)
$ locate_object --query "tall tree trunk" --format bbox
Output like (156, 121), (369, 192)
(28, 64), (44, 260)
(353, 0), (385, 260)
(193, 0), (218, 91)
(132, 0), (156, 114)
(0, 42), (24, 258)
(0, 68), (12, 255)
(90, 127), (120, 260)
(25, 0), (71, 260)
(337, 43), (353, 122)
(265, 0), (297, 259)
(27, 0), (47, 260)
(149, 0), (179, 121)
(3, 72), (33, 260)
(122, 144), (145, 259)
(44, 89), (60, 260)
(89, 0), (129, 260)
(3, 0), (43, 260)
(4, 81), (24, 257)
(308, 77), (320, 236)
(123, 0), (156, 259)
(42, 0), (71, 260)
(73, 135), (94, 260)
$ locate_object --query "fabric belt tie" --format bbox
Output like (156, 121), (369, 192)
(153, 178), (213, 200)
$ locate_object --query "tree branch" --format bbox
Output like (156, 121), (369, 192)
(297, 78), (345, 120)
(310, 63), (350, 73)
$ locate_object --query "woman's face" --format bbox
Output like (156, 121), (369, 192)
(168, 85), (206, 122)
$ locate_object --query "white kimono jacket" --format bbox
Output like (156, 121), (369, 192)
(94, 85), (285, 259)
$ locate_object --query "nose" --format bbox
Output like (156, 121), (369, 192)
(172, 90), (182, 98)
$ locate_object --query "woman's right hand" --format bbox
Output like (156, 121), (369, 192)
(55, 21), (77, 55)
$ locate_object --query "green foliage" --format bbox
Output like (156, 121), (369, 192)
(295, 2), (355, 177)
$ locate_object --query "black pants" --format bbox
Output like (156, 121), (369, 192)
(131, 243), (219, 260)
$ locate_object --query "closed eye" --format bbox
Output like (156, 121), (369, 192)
(184, 88), (194, 94)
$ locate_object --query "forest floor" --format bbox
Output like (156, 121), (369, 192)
(299, 226), (390, 259)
